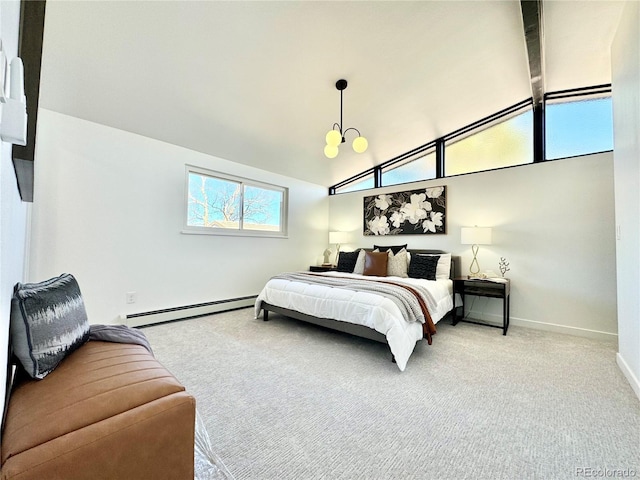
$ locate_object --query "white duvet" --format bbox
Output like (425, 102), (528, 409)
(254, 272), (453, 371)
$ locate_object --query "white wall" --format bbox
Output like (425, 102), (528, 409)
(30, 109), (328, 324)
(0, 0), (30, 425)
(329, 153), (617, 340)
(612, 0), (640, 400)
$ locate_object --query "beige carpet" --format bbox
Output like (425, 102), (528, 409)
(143, 308), (640, 480)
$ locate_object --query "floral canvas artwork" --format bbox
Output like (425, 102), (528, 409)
(363, 186), (446, 236)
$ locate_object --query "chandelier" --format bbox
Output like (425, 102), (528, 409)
(324, 79), (368, 158)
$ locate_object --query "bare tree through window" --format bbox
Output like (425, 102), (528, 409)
(186, 170), (285, 234)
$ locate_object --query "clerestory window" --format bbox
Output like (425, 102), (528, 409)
(329, 85), (612, 195)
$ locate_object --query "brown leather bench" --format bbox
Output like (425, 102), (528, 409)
(1, 341), (196, 480)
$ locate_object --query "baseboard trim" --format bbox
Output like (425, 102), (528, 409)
(124, 295), (257, 328)
(467, 310), (618, 342)
(616, 353), (640, 401)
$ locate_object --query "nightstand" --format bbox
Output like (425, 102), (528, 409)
(309, 265), (337, 272)
(453, 277), (510, 335)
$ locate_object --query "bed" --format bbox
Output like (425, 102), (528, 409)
(255, 249), (460, 371)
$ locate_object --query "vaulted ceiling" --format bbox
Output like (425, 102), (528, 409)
(39, 1), (625, 187)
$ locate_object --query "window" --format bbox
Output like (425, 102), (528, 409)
(184, 166), (288, 237)
(545, 96), (613, 160)
(334, 173), (375, 194)
(327, 84), (612, 195)
(445, 109), (533, 176)
(381, 151), (436, 187)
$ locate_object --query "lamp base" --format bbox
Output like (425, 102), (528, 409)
(468, 244), (481, 277)
(332, 243), (342, 267)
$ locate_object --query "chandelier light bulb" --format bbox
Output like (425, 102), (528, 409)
(325, 129), (342, 147)
(324, 144), (339, 158)
(352, 136), (368, 153)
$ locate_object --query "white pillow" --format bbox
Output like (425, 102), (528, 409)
(386, 248), (409, 278)
(353, 249), (366, 275)
(417, 253), (451, 280)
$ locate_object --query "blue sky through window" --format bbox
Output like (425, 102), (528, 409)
(187, 173), (283, 229)
(546, 97), (613, 160)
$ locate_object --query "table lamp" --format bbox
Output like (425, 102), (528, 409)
(329, 231), (349, 265)
(461, 226), (492, 278)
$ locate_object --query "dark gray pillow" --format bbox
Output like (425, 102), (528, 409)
(373, 244), (408, 254)
(408, 255), (440, 280)
(336, 250), (360, 273)
(10, 274), (90, 379)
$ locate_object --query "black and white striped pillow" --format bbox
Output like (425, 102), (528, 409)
(10, 274), (90, 379)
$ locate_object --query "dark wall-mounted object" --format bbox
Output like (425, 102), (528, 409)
(363, 185), (447, 236)
(11, 0), (46, 203)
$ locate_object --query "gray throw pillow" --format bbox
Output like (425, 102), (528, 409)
(386, 249), (409, 278)
(10, 274), (90, 379)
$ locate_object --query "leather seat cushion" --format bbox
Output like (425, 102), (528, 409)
(2, 341), (185, 464)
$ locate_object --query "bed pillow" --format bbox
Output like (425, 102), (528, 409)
(10, 274), (90, 380)
(352, 249), (366, 275)
(336, 250), (360, 273)
(386, 248), (409, 278)
(417, 253), (452, 279)
(363, 251), (388, 277)
(373, 244), (407, 255)
(408, 255), (440, 280)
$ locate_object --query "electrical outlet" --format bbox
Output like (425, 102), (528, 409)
(126, 291), (137, 304)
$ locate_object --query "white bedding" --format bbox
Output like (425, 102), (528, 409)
(254, 272), (453, 371)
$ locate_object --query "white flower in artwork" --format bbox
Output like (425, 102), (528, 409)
(400, 193), (430, 224)
(368, 215), (390, 235)
(422, 211), (444, 233)
(390, 211), (404, 228)
(425, 186), (444, 199)
(374, 194), (392, 211)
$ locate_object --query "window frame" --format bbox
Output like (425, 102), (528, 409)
(183, 165), (288, 238)
(332, 171), (376, 194)
(328, 85), (612, 195)
(380, 146), (437, 188)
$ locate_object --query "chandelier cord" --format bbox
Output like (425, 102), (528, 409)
(340, 88), (344, 138)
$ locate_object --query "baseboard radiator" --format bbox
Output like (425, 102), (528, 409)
(124, 295), (257, 328)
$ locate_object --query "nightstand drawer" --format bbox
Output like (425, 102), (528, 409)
(462, 286), (505, 298)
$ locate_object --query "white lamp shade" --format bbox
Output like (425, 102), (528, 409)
(325, 129), (342, 147)
(324, 144), (339, 158)
(352, 136), (368, 153)
(329, 231), (349, 244)
(461, 227), (492, 245)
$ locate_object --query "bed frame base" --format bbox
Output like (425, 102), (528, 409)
(262, 302), (388, 344)
(261, 303), (456, 365)
(262, 302), (395, 362)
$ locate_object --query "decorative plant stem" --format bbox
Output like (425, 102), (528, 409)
(499, 257), (510, 277)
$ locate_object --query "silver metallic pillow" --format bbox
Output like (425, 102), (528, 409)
(10, 274), (90, 379)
